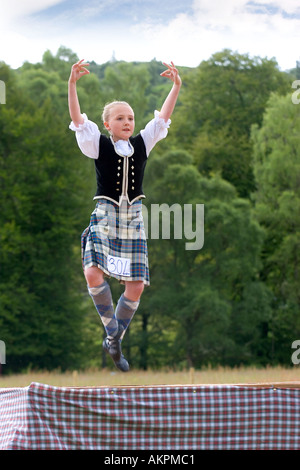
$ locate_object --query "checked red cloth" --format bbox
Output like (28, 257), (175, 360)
(1, 382), (300, 450)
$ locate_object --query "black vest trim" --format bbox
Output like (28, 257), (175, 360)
(94, 134), (148, 205)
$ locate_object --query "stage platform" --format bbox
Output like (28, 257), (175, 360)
(1, 381), (300, 450)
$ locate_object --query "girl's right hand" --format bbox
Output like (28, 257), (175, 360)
(160, 62), (181, 86)
(69, 59), (90, 83)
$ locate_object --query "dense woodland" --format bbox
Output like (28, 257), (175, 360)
(0, 46), (300, 373)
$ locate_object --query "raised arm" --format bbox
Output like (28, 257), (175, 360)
(68, 59), (90, 127)
(159, 62), (182, 122)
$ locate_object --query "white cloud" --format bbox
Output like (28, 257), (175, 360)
(0, 0), (71, 66)
(0, 0), (67, 67)
(1, 0), (64, 24)
(130, 0), (300, 69)
(1, 0), (299, 70)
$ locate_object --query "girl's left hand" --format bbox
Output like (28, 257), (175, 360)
(160, 62), (182, 86)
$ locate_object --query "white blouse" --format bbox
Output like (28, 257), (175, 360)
(69, 110), (171, 159)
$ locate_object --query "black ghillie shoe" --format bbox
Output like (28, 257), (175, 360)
(103, 325), (129, 372)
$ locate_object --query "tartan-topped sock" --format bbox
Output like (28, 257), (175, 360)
(88, 281), (118, 340)
(115, 294), (140, 340)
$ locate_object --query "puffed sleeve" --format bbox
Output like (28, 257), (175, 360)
(140, 110), (171, 156)
(69, 113), (100, 159)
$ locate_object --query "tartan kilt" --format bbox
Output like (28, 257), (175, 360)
(81, 199), (150, 285)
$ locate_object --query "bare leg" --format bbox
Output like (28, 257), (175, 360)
(84, 266), (105, 287)
(124, 280), (144, 301)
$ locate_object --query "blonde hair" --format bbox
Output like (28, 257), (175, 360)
(101, 101), (132, 124)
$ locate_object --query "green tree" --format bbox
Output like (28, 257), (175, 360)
(99, 62), (151, 131)
(0, 63), (91, 372)
(88, 59), (176, 134)
(251, 92), (300, 363)
(132, 150), (270, 368)
(172, 49), (290, 197)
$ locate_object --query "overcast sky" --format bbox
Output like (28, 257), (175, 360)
(1, 0), (300, 70)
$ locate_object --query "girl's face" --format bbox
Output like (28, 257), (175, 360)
(104, 104), (135, 141)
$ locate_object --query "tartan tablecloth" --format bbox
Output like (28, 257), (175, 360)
(1, 382), (300, 450)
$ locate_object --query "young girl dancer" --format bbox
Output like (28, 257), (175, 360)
(68, 59), (181, 371)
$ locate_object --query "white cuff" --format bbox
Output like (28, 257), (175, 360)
(154, 110), (171, 129)
(69, 113), (89, 131)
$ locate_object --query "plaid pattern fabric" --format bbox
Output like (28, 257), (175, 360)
(1, 382), (300, 450)
(81, 199), (150, 285)
(0, 387), (28, 450)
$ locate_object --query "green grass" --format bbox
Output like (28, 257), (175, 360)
(1, 366), (300, 388)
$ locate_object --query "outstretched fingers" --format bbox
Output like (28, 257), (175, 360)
(70, 59), (90, 81)
(160, 61), (181, 85)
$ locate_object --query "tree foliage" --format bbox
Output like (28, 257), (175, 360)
(172, 49), (291, 197)
(0, 61), (91, 371)
(252, 93), (300, 363)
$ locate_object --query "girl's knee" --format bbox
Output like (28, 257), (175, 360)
(125, 281), (144, 301)
(84, 266), (104, 287)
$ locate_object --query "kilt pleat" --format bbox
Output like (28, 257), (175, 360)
(81, 199), (150, 285)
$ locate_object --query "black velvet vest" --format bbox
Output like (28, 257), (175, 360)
(94, 134), (148, 205)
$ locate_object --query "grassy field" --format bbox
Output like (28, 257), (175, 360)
(0, 366), (300, 388)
